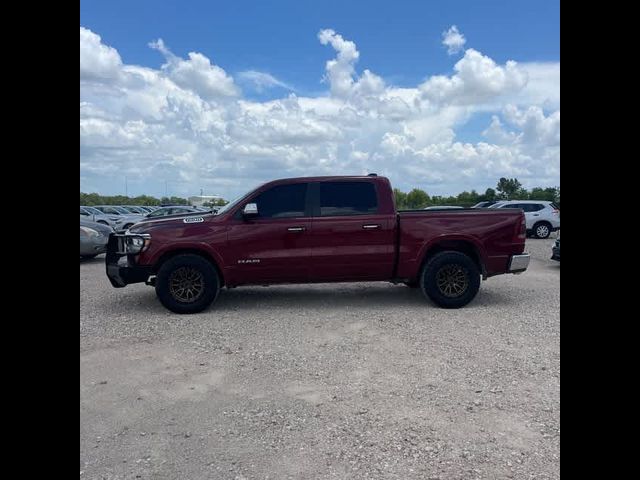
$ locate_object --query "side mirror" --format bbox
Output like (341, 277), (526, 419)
(243, 203), (258, 218)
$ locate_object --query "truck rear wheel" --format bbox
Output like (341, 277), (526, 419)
(155, 254), (220, 314)
(420, 251), (480, 308)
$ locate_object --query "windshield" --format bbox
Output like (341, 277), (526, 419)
(111, 206), (133, 214)
(84, 206), (102, 215)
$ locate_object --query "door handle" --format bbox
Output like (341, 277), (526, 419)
(287, 226), (306, 232)
(362, 224), (380, 229)
(532, 214), (539, 216)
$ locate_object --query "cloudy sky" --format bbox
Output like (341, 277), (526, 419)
(80, 0), (559, 200)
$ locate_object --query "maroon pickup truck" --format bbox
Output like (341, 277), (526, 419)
(106, 175), (530, 313)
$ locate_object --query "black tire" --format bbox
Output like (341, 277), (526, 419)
(155, 254), (220, 314)
(405, 281), (420, 288)
(420, 251), (481, 308)
(80, 254), (97, 260)
(533, 222), (551, 239)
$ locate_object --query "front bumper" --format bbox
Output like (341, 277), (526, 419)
(105, 234), (152, 288)
(508, 253), (530, 274)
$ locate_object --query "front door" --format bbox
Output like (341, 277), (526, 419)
(225, 182), (313, 285)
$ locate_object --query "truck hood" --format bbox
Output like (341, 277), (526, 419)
(128, 212), (217, 232)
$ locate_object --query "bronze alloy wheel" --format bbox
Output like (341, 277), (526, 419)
(435, 264), (469, 298)
(169, 266), (205, 303)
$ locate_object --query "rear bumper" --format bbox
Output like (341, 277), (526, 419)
(508, 253), (530, 274)
(105, 234), (152, 288)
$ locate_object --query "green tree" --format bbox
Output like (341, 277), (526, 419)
(496, 178), (522, 200)
(203, 198), (228, 208)
(456, 190), (480, 207)
(529, 187), (557, 201)
(393, 188), (408, 209)
(511, 188), (530, 200)
(483, 188), (497, 201)
(406, 188), (430, 209)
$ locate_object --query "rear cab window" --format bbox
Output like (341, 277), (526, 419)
(318, 181), (378, 216)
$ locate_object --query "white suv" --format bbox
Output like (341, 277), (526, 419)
(489, 200), (560, 238)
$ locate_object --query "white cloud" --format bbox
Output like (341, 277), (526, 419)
(516, 62), (560, 110)
(80, 27), (122, 81)
(237, 70), (294, 93)
(420, 49), (528, 105)
(149, 38), (240, 99)
(80, 26), (559, 198)
(442, 25), (466, 55)
(318, 28), (361, 97)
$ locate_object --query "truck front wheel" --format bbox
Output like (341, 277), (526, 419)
(155, 254), (220, 314)
(420, 251), (481, 308)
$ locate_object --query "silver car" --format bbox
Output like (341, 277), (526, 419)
(424, 206), (464, 210)
(80, 206), (117, 227)
(121, 205), (150, 214)
(93, 205), (145, 231)
(143, 206), (202, 218)
(80, 219), (113, 259)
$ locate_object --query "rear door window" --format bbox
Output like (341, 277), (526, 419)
(319, 182), (378, 216)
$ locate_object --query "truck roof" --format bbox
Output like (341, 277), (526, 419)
(263, 175), (387, 185)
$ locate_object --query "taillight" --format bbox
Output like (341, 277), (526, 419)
(517, 213), (526, 239)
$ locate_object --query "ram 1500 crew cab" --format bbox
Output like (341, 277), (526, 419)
(106, 175), (529, 313)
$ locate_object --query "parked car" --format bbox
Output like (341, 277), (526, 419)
(551, 235), (560, 261)
(488, 200), (560, 239)
(121, 205), (149, 214)
(93, 205), (145, 231)
(472, 201), (500, 208)
(80, 218), (113, 259)
(80, 206), (117, 227)
(424, 206), (464, 210)
(143, 206), (202, 218)
(106, 175), (530, 314)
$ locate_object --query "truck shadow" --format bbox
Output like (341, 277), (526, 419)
(80, 255), (105, 264)
(215, 284), (426, 310)
(116, 283), (512, 313)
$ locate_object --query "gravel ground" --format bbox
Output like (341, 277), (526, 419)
(80, 234), (559, 480)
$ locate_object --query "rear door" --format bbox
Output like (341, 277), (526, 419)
(307, 181), (395, 281)
(226, 182), (313, 284)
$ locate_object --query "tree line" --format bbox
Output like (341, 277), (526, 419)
(394, 178), (559, 210)
(81, 177), (559, 210)
(80, 192), (228, 208)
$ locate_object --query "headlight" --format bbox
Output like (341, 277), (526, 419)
(121, 234), (151, 254)
(80, 226), (99, 238)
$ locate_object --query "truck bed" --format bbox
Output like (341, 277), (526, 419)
(395, 208), (526, 280)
